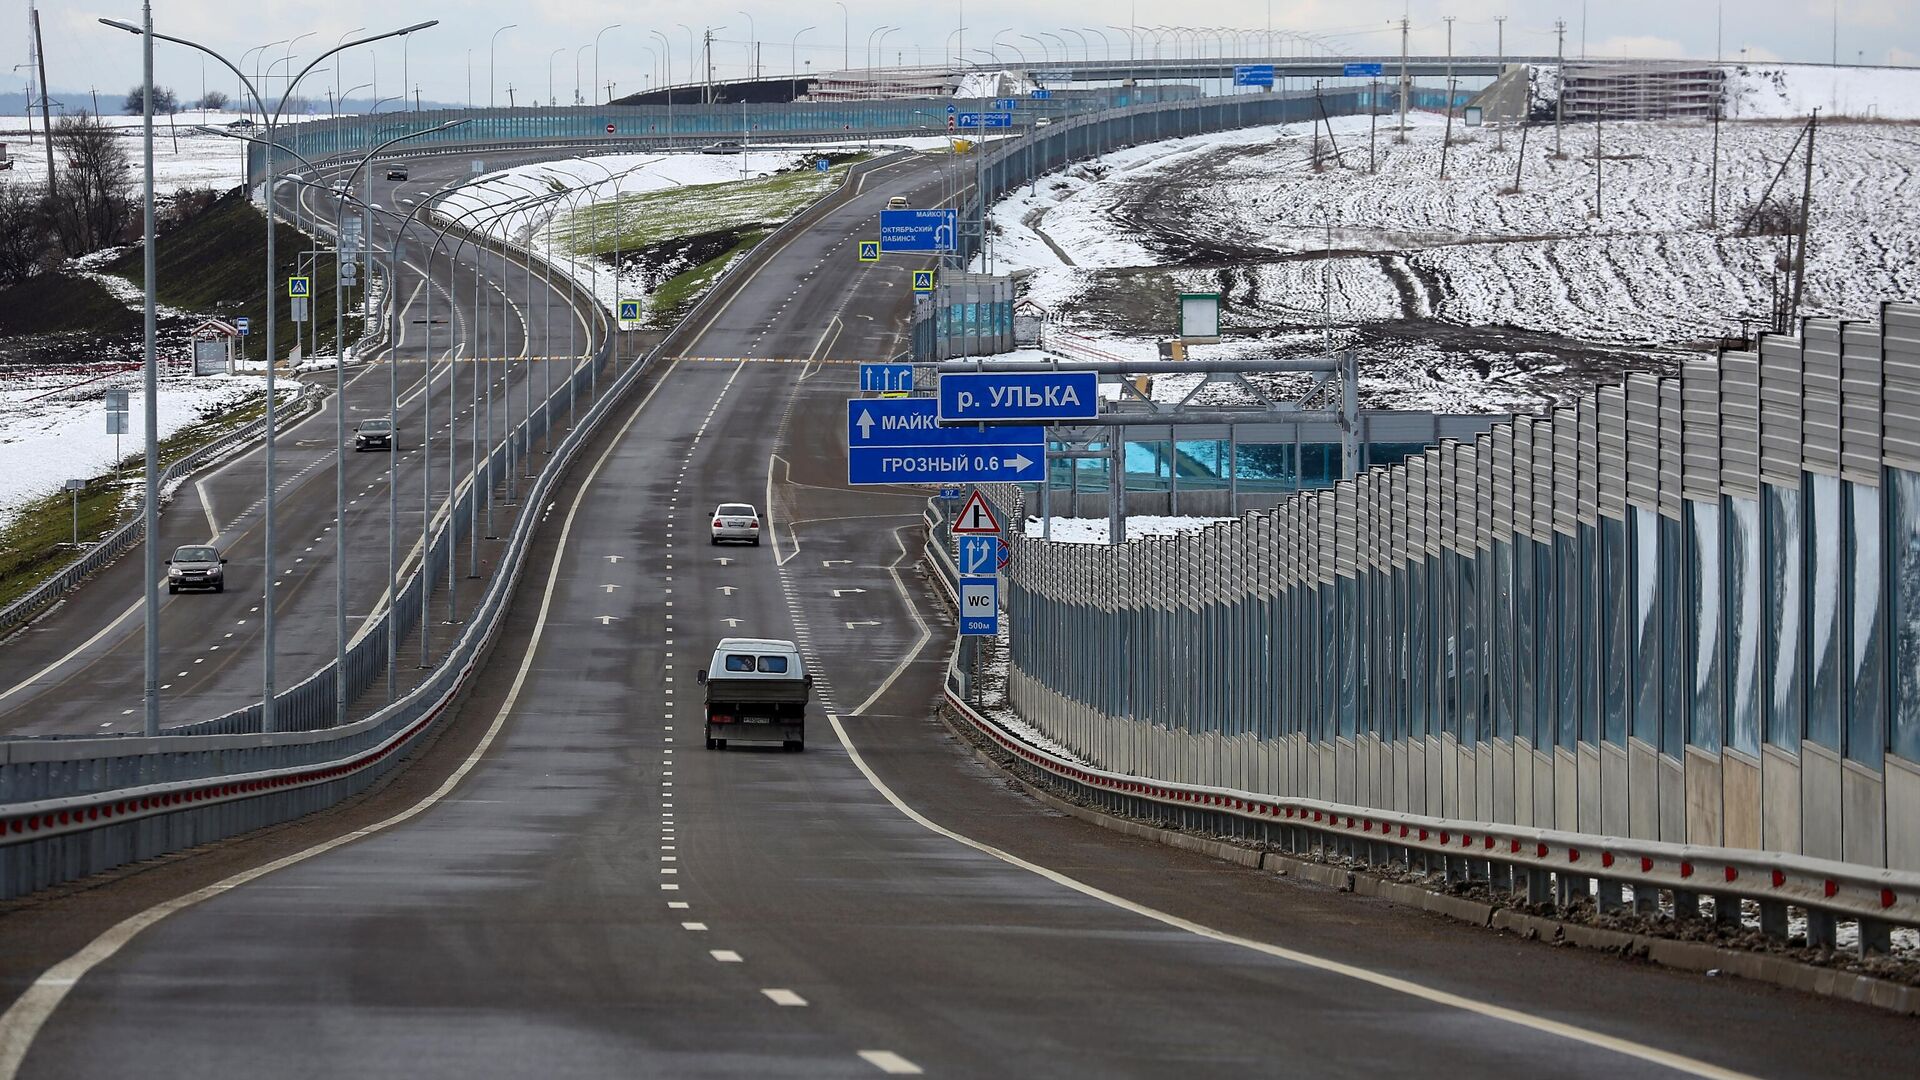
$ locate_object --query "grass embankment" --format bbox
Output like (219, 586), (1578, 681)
(550, 156), (861, 328)
(109, 188), (345, 363)
(0, 273), (140, 336)
(0, 392), (275, 610)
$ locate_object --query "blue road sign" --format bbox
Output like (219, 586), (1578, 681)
(937, 370), (1098, 423)
(860, 363), (914, 393)
(1344, 62), (1384, 77)
(938, 486), (964, 501)
(946, 103), (957, 114)
(955, 112), (1014, 129)
(957, 535), (1001, 577)
(1029, 88), (1051, 100)
(880, 208), (958, 253)
(846, 399), (1044, 486)
(959, 576), (999, 635)
(992, 97), (1019, 110)
(815, 157), (830, 172)
(911, 269), (935, 293)
(857, 240), (880, 261)
(236, 317), (250, 337)
(1233, 64), (1275, 87)
(618, 300), (641, 321)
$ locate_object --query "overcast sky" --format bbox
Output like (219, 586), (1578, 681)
(12, 1), (1918, 110)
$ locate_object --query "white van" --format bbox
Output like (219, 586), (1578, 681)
(697, 638), (812, 751)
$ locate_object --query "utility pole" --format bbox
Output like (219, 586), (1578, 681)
(31, 3), (55, 197)
(704, 29), (715, 105)
(1790, 110), (1818, 321)
(506, 84), (515, 108)
(1593, 104), (1602, 219)
(1368, 78), (1377, 173)
(1708, 86), (1722, 227)
(140, 0), (159, 736)
(1554, 20), (1566, 157)
(1439, 16), (1456, 180)
(1494, 15), (1507, 151)
(1395, 16), (1409, 142)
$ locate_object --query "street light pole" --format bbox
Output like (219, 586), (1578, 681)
(490, 24), (516, 109)
(791, 27), (815, 101)
(107, 15), (439, 732)
(595, 24), (623, 106)
(138, 0), (159, 736)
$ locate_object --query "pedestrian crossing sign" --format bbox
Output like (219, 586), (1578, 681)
(619, 299), (641, 322)
(287, 276), (311, 298)
(911, 269), (935, 292)
(858, 240), (879, 262)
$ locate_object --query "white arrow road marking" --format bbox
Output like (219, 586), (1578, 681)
(845, 621), (880, 629)
(722, 617), (743, 627)
(715, 557), (734, 566)
(856, 409), (875, 439)
(718, 586), (737, 595)
(606, 555), (624, 563)
(832, 588), (867, 597)
(603, 584), (621, 593)
(822, 559), (852, 568)
(596, 616), (618, 625)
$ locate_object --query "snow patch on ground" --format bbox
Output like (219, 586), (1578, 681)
(0, 371), (279, 531)
(1023, 515), (1233, 544)
(1722, 64), (1920, 120)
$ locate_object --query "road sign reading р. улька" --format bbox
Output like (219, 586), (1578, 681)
(959, 577), (999, 636)
(937, 370), (1098, 423)
(846, 399), (1042, 486)
(879, 208), (957, 253)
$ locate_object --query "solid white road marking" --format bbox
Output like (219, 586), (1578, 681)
(857, 1050), (923, 1075)
(761, 989), (808, 1007)
(681, 922), (707, 931)
(0, 358), (687, 1080)
(850, 525), (934, 717)
(709, 950), (742, 963)
(824, 713), (1760, 1080)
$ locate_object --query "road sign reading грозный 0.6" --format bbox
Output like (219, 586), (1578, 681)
(937, 370), (1098, 423)
(879, 208), (957, 253)
(846, 398), (1042, 486)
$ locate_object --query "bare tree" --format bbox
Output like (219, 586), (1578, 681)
(45, 114), (135, 256)
(0, 182), (51, 287)
(123, 85), (181, 114)
(197, 89), (230, 111)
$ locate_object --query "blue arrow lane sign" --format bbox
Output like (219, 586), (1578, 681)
(959, 577), (999, 636)
(937, 370), (1099, 423)
(860, 363), (914, 393)
(847, 399), (1043, 486)
(957, 534), (1001, 577)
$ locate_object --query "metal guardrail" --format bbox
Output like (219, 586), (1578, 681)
(0, 381), (327, 635)
(0, 147), (910, 900)
(921, 500), (1920, 956)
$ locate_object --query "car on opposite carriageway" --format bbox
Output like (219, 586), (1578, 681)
(166, 544), (227, 594)
(354, 417), (393, 451)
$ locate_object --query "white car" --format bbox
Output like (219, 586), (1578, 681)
(710, 503), (761, 545)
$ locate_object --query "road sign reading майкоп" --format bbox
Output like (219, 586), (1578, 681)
(937, 370), (1098, 423)
(879, 208), (957, 253)
(846, 398), (1043, 486)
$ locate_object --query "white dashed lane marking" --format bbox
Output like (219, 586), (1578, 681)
(858, 1051), (923, 1075)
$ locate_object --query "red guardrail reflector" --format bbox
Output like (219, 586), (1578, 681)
(1568, 848), (1580, 862)
(1536, 843), (1548, 857)
(1824, 879), (1838, 898)
(1724, 866), (1738, 883)
(1483, 835), (1494, 850)
(1601, 851), (1614, 868)
(1440, 831), (1450, 845)
(1641, 856), (1654, 872)
(1883, 888), (1896, 909)
(1771, 869), (1786, 888)
(1681, 861), (1695, 878)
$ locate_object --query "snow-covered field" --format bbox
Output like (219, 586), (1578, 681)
(0, 370), (276, 531)
(0, 110), (332, 198)
(979, 104), (1920, 412)
(1723, 64), (1920, 120)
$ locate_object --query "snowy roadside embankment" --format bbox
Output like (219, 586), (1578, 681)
(0, 372), (279, 531)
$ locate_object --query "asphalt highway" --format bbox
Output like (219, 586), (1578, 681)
(4, 150), (1917, 1079)
(0, 150), (608, 735)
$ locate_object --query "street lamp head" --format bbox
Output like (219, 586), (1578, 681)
(399, 21), (440, 36)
